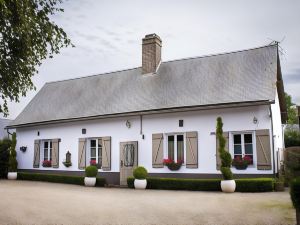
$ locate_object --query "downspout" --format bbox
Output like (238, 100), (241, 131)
(140, 115), (144, 139)
(269, 106), (276, 178)
(5, 127), (13, 138)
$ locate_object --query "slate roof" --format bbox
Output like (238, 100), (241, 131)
(9, 44), (280, 127)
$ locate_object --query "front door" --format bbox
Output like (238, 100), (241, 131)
(120, 141), (138, 186)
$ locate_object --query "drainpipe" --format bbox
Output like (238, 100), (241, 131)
(5, 127), (13, 138)
(269, 106), (276, 178)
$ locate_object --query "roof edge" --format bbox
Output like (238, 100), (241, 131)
(7, 100), (273, 129)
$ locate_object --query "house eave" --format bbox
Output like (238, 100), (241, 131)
(6, 100), (273, 129)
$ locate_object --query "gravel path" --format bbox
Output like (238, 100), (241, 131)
(0, 180), (295, 225)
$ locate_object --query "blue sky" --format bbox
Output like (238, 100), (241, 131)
(2, 0), (300, 119)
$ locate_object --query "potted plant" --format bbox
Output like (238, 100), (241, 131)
(42, 160), (52, 167)
(133, 166), (148, 189)
(7, 132), (18, 180)
(163, 158), (183, 171)
(232, 156), (252, 170)
(84, 165), (98, 187)
(216, 117), (235, 193)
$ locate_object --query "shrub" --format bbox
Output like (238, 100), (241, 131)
(216, 117), (233, 180)
(8, 133), (18, 172)
(85, 165), (98, 177)
(17, 172), (106, 187)
(127, 177), (274, 192)
(285, 129), (300, 148)
(0, 138), (12, 178)
(291, 177), (300, 209)
(133, 166), (148, 179)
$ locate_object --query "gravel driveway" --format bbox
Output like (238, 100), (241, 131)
(0, 180), (295, 225)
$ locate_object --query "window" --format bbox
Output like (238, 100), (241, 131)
(124, 144), (135, 167)
(43, 140), (52, 161)
(233, 133), (254, 165)
(90, 139), (102, 168)
(167, 134), (184, 162)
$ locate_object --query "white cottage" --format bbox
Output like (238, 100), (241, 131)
(7, 34), (287, 185)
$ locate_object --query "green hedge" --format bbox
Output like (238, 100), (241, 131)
(17, 172), (106, 187)
(290, 177), (300, 209)
(127, 177), (274, 192)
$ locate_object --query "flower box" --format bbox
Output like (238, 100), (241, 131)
(232, 156), (252, 170)
(42, 160), (52, 167)
(163, 158), (183, 171)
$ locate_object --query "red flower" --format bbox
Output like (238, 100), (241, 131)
(42, 160), (52, 167)
(90, 160), (97, 166)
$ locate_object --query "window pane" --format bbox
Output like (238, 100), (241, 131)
(44, 141), (48, 149)
(245, 144), (253, 154)
(44, 149), (48, 160)
(234, 145), (242, 154)
(50, 149), (52, 161)
(177, 135), (184, 162)
(49, 141), (52, 148)
(234, 135), (241, 144)
(91, 148), (96, 158)
(90, 140), (96, 147)
(124, 144), (134, 167)
(168, 136), (174, 160)
(244, 134), (252, 144)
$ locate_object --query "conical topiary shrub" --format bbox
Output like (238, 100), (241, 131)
(8, 132), (18, 172)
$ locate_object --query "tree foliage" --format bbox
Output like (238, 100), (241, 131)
(216, 117), (233, 180)
(285, 92), (298, 125)
(0, 138), (12, 177)
(0, 0), (72, 116)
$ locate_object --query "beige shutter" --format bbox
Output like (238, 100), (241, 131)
(186, 131), (198, 168)
(152, 133), (164, 168)
(102, 136), (111, 171)
(216, 132), (229, 170)
(33, 140), (40, 168)
(78, 138), (86, 169)
(256, 129), (272, 170)
(51, 139), (60, 168)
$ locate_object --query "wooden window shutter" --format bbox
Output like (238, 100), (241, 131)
(51, 139), (60, 168)
(78, 138), (86, 169)
(186, 131), (198, 168)
(33, 140), (40, 168)
(216, 132), (229, 170)
(256, 129), (272, 170)
(102, 136), (111, 171)
(152, 133), (164, 168)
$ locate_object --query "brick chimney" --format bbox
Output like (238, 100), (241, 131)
(142, 34), (162, 74)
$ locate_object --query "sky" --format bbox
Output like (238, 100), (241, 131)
(2, 0), (300, 120)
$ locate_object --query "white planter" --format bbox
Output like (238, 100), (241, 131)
(7, 172), (17, 180)
(221, 180), (236, 193)
(134, 179), (147, 189)
(84, 177), (96, 187)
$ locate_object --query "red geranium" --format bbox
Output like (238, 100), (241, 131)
(90, 160), (97, 166)
(42, 160), (52, 167)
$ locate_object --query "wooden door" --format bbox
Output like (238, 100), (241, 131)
(120, 141), (138, 186)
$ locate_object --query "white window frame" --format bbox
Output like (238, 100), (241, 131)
(42, 140), (52, 162)
(164, 133), (186, 164)
(87, 138), (102, 169)
(230, 131), (257, 168)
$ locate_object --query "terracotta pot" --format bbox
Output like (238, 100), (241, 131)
(84, 177), (96, 187)
(221, 180), (236, 193)
(134, 179), (147, 189)
(7, 172), (17, 180)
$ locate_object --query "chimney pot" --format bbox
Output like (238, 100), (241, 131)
(142, 33), (162, 74)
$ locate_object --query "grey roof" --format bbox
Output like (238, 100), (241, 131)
(10, 45), (279, 127)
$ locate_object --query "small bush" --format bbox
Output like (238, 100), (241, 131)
(85, 165), (98, 177)
(133, 166), (148, 179)
(291, 177), (300, 209)
(17, 172), (106, 187)
(127, 177), (274, 192)
(285, 129), (300, 148)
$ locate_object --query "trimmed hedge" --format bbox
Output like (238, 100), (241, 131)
(17, 172), (106, 187)
(127, 177), (274, 192)
(290, 177), (300, 209)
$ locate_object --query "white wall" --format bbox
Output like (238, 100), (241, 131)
(16, 105), (274, 175)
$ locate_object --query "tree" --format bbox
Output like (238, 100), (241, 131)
(8, 132), (17, 172)
(285, 92), (298, 124)
(0, 0), (72, 116)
